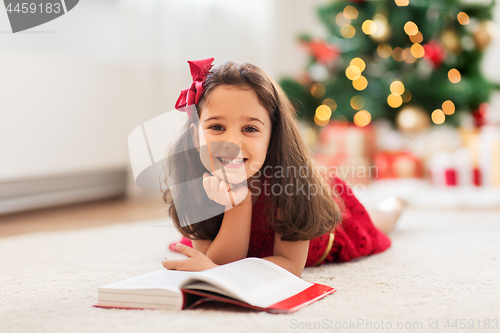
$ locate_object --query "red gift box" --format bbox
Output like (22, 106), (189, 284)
(373, 150), (424, 179)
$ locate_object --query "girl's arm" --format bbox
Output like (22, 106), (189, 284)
(200, 198), (253, 265)
(260, 207), (309, 277)
(262, 232), (310, 277)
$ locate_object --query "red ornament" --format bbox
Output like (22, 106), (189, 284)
(472, 103), (489, 128)
(423, 40), (446, 68)
(301, 39), (341, 65)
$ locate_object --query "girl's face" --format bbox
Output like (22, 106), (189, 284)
(191, 85), (272, 184)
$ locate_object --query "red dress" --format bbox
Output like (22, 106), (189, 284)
(168, 176), (391, 266)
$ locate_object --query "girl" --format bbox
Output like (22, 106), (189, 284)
(161, 58), (404, 277)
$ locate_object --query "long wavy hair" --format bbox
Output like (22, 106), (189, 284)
(161, 61), (343, 241)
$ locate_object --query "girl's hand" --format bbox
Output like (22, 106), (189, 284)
(202, 172), (250, 208)
(162, 243), (219, 271)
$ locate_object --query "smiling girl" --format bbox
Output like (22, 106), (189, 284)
(161, 59), (402, 277)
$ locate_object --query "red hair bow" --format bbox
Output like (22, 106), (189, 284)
(175, 58), (215, 121)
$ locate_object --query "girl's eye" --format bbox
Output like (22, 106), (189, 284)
(243, 126), (258, 133)
(208, 125), (258, 133)
(208, 125), (224, 131)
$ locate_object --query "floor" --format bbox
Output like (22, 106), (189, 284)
(0, 197), (167, 239)
(2, 204), (499, 332)
(1, 194), (498, 240)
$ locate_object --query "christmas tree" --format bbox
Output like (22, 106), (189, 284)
(280, 0), (499, 131)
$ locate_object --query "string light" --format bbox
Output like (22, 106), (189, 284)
(371, 13), (390, 41)
(350, 57), (366, 72)
(390, 81), (405, 95)
(350, 95), (365, 110)
(392, 47), (406, 62)
(362, 20), (377, 35)
(397, 106), (429, 131)
(343, 6), (359, 19)
(409, 31), (423, 44)
(431, 109), (445, 124)
(353, 110), (372, 127)
(457, 12), (470, 25)
(448, 69), (461, 83)
(387, 94), (403, 108)
(353, 76), (368, 90)
(336, 12), (350, 26)
(346, 53), (369, 93)
(377, 43), (393, 58)
(310, 83), (326, 98)
(404, 47), (416, 63)
(346, 65), (361, 80)
(314, 115), (329, 126)
(402, 90), (412, 103)
(395, 0), (409, 6)
(410, 43), (425, 58)
(442, 100), (455, 115)
(315, 105), (332, 121)
(341, 25), (356, 38)
(404, 21), (419, 36)
(322, 98), (337, 111)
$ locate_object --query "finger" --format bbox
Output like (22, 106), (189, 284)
(202, 175), (213, 199)
(216, 180), (232, 206)
(162, 258), (203, 272)
(209, 175), (221, 194)
(220, 180), (231, 192)
(162, 258), (183, 270)
(176, 242), (201, 258)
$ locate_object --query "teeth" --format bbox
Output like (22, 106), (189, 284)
(219, 157), (244, 165)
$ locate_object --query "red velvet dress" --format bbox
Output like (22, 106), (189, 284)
(168, 176), (391, 266)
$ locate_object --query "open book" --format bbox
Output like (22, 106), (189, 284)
(94, 257), (335, 314)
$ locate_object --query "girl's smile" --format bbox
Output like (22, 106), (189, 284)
(215, 156), (248, 168)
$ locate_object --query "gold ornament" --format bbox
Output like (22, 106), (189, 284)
(473, 21), (498, 50)
(441, 28), (461, 54)
(396, 105), (430, 132)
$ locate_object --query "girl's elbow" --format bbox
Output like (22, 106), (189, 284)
(294, 269), (304, 278)
(294, 263), (306, 277)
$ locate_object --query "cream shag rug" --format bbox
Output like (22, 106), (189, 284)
(1, 209), (499, 333)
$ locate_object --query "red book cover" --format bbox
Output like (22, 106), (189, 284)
(181, 283), (336, 314)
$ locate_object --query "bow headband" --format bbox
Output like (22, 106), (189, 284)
(175, 58), (215, 122)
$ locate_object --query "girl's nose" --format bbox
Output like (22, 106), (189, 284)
(222, 140), (241, 151)
(222, 130), (242, 148)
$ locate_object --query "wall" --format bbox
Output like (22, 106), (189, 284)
(0, 0), (499, 214)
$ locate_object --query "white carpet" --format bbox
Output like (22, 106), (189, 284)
(1, 209), (499, 333)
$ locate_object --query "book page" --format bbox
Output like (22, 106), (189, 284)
(181, 258), (312, 308)
(99, 270), (197, 295)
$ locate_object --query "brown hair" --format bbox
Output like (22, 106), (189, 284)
(161, 61), (343, 241)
